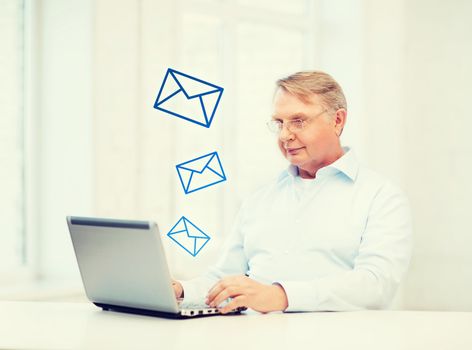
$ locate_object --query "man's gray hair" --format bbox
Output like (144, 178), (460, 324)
(276, 71), (347, 113)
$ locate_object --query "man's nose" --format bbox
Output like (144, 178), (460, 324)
(278, 124), (294, 142)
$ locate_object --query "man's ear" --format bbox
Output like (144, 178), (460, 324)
(334, 108), (347, 136)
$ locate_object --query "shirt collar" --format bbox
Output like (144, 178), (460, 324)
(286, 146), (359, 181)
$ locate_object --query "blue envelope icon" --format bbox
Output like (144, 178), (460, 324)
(176, 151), (227, 194)
(153, 68), (224, 128)
(167, 216), (210, 257)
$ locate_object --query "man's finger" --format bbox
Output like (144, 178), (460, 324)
(206, 275), (246, 305)
(171, 280), (183, 298)
(206, 282), (225, 305)
(219, 295), (246, 314)
(210, 286), (239, 308)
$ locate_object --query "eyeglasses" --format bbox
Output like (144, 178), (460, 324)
(266, 109), (327, 134)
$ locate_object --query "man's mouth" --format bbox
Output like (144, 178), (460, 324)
(285, 147), (304, 155)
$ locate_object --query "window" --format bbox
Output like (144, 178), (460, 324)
(94, 0), (319, 280)
(0, 0), (26, 279)
(167, 0), (316, 278)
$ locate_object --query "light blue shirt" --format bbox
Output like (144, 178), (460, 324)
(181, 148), (413, 311)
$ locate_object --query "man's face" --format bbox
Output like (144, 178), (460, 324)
(272, 88), (344, 177)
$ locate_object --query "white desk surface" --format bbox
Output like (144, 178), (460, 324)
(1, 301), (471, 350)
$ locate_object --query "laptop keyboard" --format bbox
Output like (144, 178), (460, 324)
(179, 301), (207, 308)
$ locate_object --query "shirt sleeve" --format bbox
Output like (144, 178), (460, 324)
(276, 182), (413, 312)
(180, 203), (249, 304)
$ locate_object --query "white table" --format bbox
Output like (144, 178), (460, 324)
(1, 301), (471, 350)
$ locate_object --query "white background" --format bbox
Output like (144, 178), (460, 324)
(1, 0), (472, 311)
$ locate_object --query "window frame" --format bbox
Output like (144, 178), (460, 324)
(0, 0), (41, 285)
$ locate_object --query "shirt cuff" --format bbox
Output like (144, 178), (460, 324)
(275, 280), (318, 312)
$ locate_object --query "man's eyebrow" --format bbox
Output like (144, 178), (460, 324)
(271, 113), (309, 120)
(290, 113), (309, 119)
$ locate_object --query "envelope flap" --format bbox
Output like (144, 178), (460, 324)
(205, 153), (225, 178)
(171, 69), (221, 99)
(155, 70), (182, 105)
(168, 230), (196, 255)
(168, 217), (186, 234)
(200, 89), (223, 125)
(184, 218), (209, 239)
(177, 153), (215, 173)
(194, 236), (210, 255)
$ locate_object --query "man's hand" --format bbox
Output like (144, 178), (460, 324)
(172, 280), (183, 299)
(205, 275), (288, 314)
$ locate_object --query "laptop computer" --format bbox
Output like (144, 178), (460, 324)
(67, 216), (241, 319)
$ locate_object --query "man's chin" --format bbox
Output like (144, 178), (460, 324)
(285, 156), (304, 167)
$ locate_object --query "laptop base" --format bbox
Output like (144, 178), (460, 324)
(94, 302), (242, 319)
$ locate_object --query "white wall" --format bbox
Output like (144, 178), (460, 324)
(92, 0), (322, 280)
(401, 0), (472, 311)
(358, 0), (472, 311)
(36, 0), (93, 281)
(30, 0), (472, 310)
